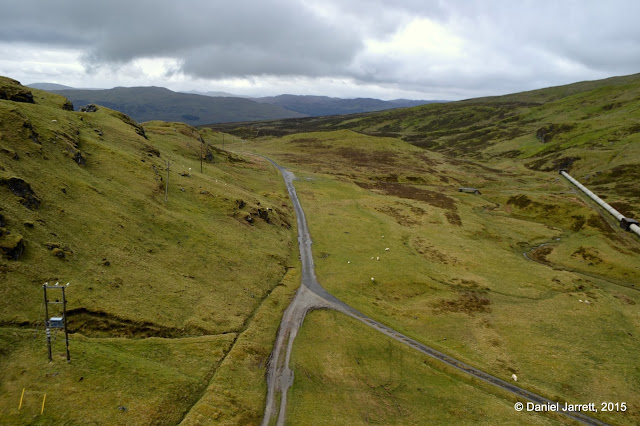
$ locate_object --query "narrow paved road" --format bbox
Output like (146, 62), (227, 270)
(261, 156), (606, 426)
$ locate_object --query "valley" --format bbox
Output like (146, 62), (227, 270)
(1, 73), (638, 425)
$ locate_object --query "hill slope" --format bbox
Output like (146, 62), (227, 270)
(51, 86), (305, 125)
(253, 94), (440, 116)
(0, 76), (298, 424)
(209, 73), (640, 217)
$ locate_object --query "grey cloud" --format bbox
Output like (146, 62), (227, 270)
(1, 0), (371, 78)
(2, 0), (640, 98)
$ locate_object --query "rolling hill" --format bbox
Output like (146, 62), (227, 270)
(2, 72), (639, 425)
(252, 94), (440, 117)
(50, 86), (305, 125)
(0, 76), (299, 424)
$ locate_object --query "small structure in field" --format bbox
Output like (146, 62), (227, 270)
(459, 187), (481, 195)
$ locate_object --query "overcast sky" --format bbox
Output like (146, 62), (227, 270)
(1, 0), (639, 100)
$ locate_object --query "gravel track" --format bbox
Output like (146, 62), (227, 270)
(260, 156), (606, 426)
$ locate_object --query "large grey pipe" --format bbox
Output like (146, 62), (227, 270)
(560, 170), (640, 238)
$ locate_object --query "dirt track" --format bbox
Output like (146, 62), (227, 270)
(260, 156), (606, 426)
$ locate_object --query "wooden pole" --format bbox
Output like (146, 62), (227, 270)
(62, 286), (70, 363)
(43, 284), (52, 362)
(165, 160), (170, 203)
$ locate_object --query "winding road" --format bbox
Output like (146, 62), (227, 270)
(260, 156), (607, 426)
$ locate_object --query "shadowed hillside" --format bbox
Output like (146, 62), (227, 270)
(51, 86), (305, 125)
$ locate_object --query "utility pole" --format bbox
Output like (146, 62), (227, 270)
(43, 285), (52, 362)
(165, 159), (171, 202)
(42, 282), (71, 363)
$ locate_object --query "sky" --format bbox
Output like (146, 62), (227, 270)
(1, 0), (639, 100)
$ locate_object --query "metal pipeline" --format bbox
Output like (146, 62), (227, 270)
(559, 169), (640, 238)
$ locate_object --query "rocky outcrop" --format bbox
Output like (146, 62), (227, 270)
(0, 228), (25, 260)
(0, 77), (35, 104)
(0, 177), (41, 209)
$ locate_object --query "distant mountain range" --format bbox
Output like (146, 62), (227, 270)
(28, 83), (444, 124)
(44, 86), (306, 125)
(252, 94), (440, 117)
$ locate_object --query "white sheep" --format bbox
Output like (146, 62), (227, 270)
(376, 256), (379, 261)
(511, 374), (518, 382)
(371, 277), (375, 282)
(385, 248), (390, 251)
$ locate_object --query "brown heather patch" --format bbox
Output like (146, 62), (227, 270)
(355, 181), (457, 211)
(529, 245), (553, 264)
(412, 237), (457, 264)
(376, 205), (420, 227)
(571, 246), (603, 264)
(445, 211), (462, 226)
(434, 291), (492, 316)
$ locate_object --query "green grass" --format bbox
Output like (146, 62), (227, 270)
(3, 72), (640, 424)
(0, 327), (234, 424)
(182, 251), (302, 425)
(0, 77), (298, 423)
(237, 128), (640, 425)
(289, 310), (560, 425)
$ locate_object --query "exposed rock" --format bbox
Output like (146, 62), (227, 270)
(0, 77), (35, 104)
(257, 208), (270, 223)
(73, 151), (86, 166)
(245, 215), (254, 224)
(0, 228), (25, 260)
(110, 110), (147, 139)
(62, 99), (74, 111)
(22, 120), (40, 144)
(80, 104), (99, 113)
(0, 177), (41, 209)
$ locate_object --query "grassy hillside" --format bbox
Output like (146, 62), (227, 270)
(0, 76), (298, 424)
(212, 73), (640, 423)
(3, 71), (639, 424)
(211, 73), (640, 215)
(253, 94), (438, 117)
(51, 86), (305, 125)
(227, 122), (639, 422)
